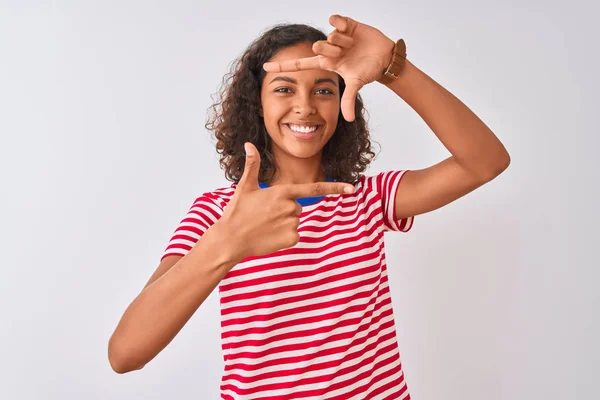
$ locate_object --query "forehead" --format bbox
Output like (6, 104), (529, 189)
(266, 42), (338, 82)
(269, 41), (316, 61)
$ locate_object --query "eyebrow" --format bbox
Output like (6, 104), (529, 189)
(269, 76), (338, 87)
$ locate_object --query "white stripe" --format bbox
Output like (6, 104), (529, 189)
(173, 177), (412, 399)
(220, 245), (383, 308)
(223, 317), (397, 381)
(323, 351), (403, 399)
(222, 291), (392, 347)
(222, 334), (399, 391)
(227, 293), (392, 360)
(221, 192), (381, 280)
(221, 214), (383, 290)
(222, 340), (401, 398)
(222, 293), (393, 364)
(221, 266), (387, 321)
(367, 373), (409, 400)
(189, 197), (222, 217)
(221, 278), (389, 336)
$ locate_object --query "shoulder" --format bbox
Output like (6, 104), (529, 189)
(358, 170), (409, 194)
(189, 183), (236, 212)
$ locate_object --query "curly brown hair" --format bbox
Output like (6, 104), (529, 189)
(205, 23), (379, 186)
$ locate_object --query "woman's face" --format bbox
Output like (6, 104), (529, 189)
(260, 41), (341, 161)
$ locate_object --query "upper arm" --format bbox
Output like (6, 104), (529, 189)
(394, 156), (490, 220)
(142, 255), (183, 290)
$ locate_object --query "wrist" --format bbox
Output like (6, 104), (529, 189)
(202, 220), (244, 269)
(377, 38), (407, 85)
(382, 37), (395, 69)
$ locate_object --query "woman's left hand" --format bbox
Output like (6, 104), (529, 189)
(263, 14), (395, 122)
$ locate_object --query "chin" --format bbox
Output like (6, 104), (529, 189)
(284, 143), (322, 159)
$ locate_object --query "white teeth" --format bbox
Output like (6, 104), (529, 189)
(287, 124), (318, 133)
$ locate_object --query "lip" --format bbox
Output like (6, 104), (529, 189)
(282, 123), (322, 140)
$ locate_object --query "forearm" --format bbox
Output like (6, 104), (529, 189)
(108, 223), (237, 373)
(385, 58), (510, 179)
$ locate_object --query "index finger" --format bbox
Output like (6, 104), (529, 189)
(282, 182), (355, 199)
(263, 56), (322, 72)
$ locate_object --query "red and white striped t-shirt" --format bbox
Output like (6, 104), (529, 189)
(162, 170), (414, 400)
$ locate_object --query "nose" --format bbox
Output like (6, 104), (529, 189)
(293, 91), (316, 115)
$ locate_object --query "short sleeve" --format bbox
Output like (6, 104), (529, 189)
(160, 193), (224, 261)
(364, 170), (414, 233)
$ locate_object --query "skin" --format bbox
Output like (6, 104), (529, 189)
(259, 41), (342, 186)
(264, 14), (511, 219)
(108, 14), (511, 374)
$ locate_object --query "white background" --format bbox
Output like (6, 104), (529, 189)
(1, 0), (598, 399)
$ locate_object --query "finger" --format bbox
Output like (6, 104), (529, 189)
(329, 15), (358, 34)
(263, 56), (322, 72)
(295, 202), (303, 216)
(328, 30), (355, 49)
(237, 142), (261, 191)
(284, 182), (355, 199)
(312, 41), (344, 58)
(341, 80), (362, 122)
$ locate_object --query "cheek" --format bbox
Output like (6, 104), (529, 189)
(323, 101), (340, 123)
(261, 98), (287, 125)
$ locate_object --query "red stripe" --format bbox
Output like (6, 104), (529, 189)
(221, 274), (383, 327)
(243, 352), (401, 399)
(219, 232), (384, 294)
(222, 327), (397, 384)
(219, 242), (385, 306)
(324, 353), (403, 400)
(223, 298), (394, 368)
(221, 245), (383, 314)
(222, 284), (390, 354)
(221, 282), (389, 340)
(222, 339), (399, 394)
(225, 193), (380, 271)
(221, 271), (387, 317)
(161, 176), (412, 399)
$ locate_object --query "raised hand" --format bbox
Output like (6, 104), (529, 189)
(218, 142), (355, 263)
(263, 14), (395, 122)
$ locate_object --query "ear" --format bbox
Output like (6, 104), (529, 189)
(258, 107), (263, 117)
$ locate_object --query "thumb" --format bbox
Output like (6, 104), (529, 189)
(237, 142), (261, 191)
(341, 80), (362, 122)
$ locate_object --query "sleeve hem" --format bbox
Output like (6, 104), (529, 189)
(390, 170), (414, 233)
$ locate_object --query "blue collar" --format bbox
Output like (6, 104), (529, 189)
(259, 176), (334, 206)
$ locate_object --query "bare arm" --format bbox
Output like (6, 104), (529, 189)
(107, 222), (237, 374)
(106, 142), (356, 374)
(387, 60), (510, 219)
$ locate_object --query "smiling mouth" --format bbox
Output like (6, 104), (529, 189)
(282, 123), (322, 141)
(283, 123), (322, 134)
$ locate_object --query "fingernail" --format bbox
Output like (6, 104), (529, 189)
(245, 143), (252, 156)
(344, 186), (354, 194)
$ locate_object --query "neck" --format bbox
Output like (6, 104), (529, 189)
(269, 148), (327, 186)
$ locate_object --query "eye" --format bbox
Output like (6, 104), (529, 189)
(316, 88), (334, 95)
(273, 87), (335, 95)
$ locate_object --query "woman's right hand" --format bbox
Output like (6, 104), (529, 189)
(217, 142), (355, 263)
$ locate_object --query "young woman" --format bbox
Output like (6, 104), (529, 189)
(108, 14), (510, 400)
